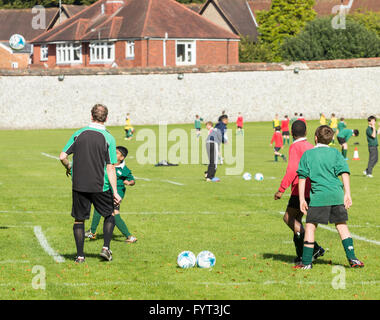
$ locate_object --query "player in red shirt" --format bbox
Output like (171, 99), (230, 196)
(281, 115), (290, 145)
(236, 112), (243, 135)
(270, 126), (287, 162)
(274, 120), (325, 265)
(297, 113), (306, 125)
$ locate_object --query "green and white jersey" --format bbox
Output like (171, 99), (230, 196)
(115, 161), (135, 197)
(337, 128), (353, 142)
(62, 123), (117, 193)
(297, 144), (350, 207)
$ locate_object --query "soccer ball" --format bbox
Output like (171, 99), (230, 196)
(196, 251), (216, 268)
(177, 251), (196, 269)
(254, 173), (264, 181)
(9, 34), (26, 51)
(242, 172), (252, 181)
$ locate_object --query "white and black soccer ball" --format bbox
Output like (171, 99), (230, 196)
(196, 251), (216, 268)
(177, 251), (196, 269)
(242, 172), (252, 181)
(9, 34), (26, 51)
(254, 173), (264, 181)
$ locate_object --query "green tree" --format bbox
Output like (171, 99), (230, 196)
(281, 17), (380, 61)
(349, 10), (380, 39)
(257, 0), (316, 61)
(239, 36), (275, 63)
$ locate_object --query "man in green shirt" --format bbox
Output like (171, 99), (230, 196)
(59, 104), (121, 263)
(364, 116), (380, 178)
(337, 128), (359, 160)
(295, 125), (364, 270)
(86, 146), (137, 243)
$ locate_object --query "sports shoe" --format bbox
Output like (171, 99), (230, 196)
(85, 229), (97, 240)
(312, 246), (325, 262)
(100, 248), (113, 261)
(294, 256), (303, 266)
(211, 177), (220, 182)
(367, 174), (373, 178)
(349, 259), (364, 268)
(75, 256), (85, 264)
(363, 170), (367, 176)
(282, 155), (287, 162)
(293, 263), (312, 270)
(126, 235), (137, 243)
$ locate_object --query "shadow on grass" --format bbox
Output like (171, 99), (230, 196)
(61, 253), (112, 262)
(86, 234), (127, 242)
(0, 226), (9, 230)
(262, 253), (343, 266)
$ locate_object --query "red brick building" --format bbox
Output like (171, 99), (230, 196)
(31, 0), (240, 69)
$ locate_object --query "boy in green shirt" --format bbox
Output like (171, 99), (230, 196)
(86, 146), (137, 243)
(194, 115), (202, 138)
(295, 125), (364, 269)
(337, 128), (359, 160)
(364, 115), (380, 178)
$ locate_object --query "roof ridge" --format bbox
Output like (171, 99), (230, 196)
(31, 0), (103, 43)
(210, 0), (240, 35)
(141, 0), (153, 37)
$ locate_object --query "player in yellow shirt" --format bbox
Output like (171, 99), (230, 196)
(319, 113), (326, 125)
(328, 113), (338, 145)
(273, 114), (280, 130)
(124, 113), (135, 140)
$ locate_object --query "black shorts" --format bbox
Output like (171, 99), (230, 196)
(306, 205), (348, 225)
(72, 189), (114, 220)
(237, 126), (243, 129)
(337, 137), (346, 145)
(282, 131), (290, 136)
(287, 195), (310, 210)
(274, 147), (281, 152)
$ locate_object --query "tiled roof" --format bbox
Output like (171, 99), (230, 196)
(32, 0), (239, 43)
(200, 0), (258, 40)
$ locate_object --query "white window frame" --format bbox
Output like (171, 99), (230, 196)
(56, 42), (82, 64)
(40, 44), (48, 61)
(126, 41), (135, 59)
(89, 41), (115, 64)
(176, 40), (196, 66)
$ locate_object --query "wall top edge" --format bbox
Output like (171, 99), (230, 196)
(1, 58), (380, 76)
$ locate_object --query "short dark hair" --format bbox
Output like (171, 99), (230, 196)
(291, 120), (306, 139)
(91, 104), (108, 123)
(116, 146), (128, 158)
(219, 114), (228, 121)
(368, 115), (376, 122)
(315, 125), (334, 145)
(340, 117), (345, 121)
(353, 129), (359, 136)
(331, 113), (335, 117)
(299, 113), (303, 117)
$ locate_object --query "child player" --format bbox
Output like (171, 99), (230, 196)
(296, 125), (364, 269)
(270, 126), (287, 162)
(86, 146), (137, 243)
(329, 113), (338, 145)
(281, 115), (290, 145)
(274, 120), (325, 265)
(205, 121), (222, 182)
(124, 113), (134, 140)
(272, 114), (280, 130)
(194, 115), (202, 138)
(363, 116), (380, 178)
(236, 112), (243, 135)
(337, 128), (359, 160)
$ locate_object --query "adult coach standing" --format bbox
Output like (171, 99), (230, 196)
(59, 104), (121, 263)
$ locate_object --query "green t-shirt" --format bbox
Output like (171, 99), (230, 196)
(337, 121), (347, 132)
(297, 145), (350, 207)
(62, 124), (117, 193)
(366, 126), (378, 147)
(337, 128), (353, 142)
(194, 119), (201, 129)
(115, 161), (135, 198)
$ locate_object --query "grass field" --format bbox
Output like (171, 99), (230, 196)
(0, 119), (379, 300)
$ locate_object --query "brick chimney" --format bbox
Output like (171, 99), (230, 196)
(104, 0), (125, 15)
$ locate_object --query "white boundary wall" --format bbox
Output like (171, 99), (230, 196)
(0, 66), (379, 129)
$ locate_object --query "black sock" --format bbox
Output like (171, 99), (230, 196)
(73, 223), (85, 257)
(293, 232), (305, 258)
(103, 215), (115, 249)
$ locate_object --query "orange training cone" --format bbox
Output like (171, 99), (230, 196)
(353, 147), (360, 160)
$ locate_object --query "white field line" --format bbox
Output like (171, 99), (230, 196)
(160, 179), (185, 186)
(41, 152), (60, 160)
(0, 260), (30, 264)
(33, 226), (65, 263)
(41, 153), (184, 186)
(279, 212), (380, 246)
